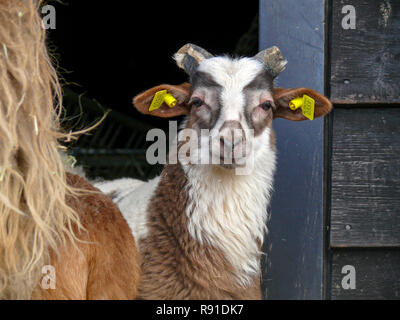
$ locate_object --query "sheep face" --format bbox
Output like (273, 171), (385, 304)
(183, 56), (275, 170)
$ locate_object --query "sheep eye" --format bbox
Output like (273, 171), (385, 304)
(190, 98), (204, 108)
(261, 101), (272, 111)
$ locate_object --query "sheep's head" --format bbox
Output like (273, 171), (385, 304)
(134, 44), (332, 172)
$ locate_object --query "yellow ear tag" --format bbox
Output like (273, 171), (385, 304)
(289, 94), (315, 120)
(149, 90), (177, 112)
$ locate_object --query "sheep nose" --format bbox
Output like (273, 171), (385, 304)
(219, 121), (245, 152)
(219, 136), (241, 151)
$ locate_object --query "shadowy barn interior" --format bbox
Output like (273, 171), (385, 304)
(51, 0), (399, 299)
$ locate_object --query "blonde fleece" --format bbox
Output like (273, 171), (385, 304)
(0, 0), (83, 299)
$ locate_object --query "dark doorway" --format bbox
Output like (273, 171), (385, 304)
(49, 1), (258, 123)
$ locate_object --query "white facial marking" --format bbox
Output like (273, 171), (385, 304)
(197, 56), (266, 131)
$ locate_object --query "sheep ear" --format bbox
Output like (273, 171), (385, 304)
(133, 83), (191, 118)
(273, 87), (332, 121)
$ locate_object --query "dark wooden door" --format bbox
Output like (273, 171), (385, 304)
(260, 0), (400, 299)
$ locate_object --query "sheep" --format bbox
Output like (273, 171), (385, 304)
(96, 43), (332, 299)
(0, 0), (140, 299)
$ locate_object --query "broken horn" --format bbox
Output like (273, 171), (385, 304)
(254, 46), (288, 78)
(173, 43), (213, 76)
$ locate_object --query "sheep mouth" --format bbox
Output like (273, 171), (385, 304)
(218, 163), (238, 170)
(217, 156), (247, 169)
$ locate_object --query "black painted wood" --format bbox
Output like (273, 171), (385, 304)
(330, 0), (400, 104)
(260, 0), (326, 299)
(331, 249), (400, 299)
(330, 108), (400, 247)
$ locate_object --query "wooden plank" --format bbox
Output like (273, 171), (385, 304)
(330, 108), (400, 247)
(330, 0), (400, 104)
(331, 249), (400, 299)
(260, 0), (326, 299)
